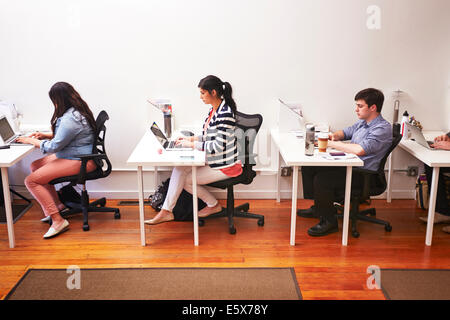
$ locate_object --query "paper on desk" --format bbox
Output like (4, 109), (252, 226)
(320, 153), (358, 161)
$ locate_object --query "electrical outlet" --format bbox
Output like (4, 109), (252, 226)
(407, 166), (418, 177)
(281, 166), (292, 177)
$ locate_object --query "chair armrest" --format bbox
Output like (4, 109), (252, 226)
(77, 153), (106, 184)
(78, 153), (107, 160)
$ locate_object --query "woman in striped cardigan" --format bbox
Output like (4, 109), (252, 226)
(145, 75), (243, 225)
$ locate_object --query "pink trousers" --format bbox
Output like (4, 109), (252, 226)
(25, 154), (96, 217)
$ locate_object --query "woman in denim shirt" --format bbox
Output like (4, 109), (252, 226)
(17, 82), (97, 239)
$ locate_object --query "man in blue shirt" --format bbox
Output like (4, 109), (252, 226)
(299, 88), (392, 237)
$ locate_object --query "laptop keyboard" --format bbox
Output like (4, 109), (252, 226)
(168, 140), (182, 149)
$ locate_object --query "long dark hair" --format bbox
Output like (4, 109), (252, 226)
(48, 82), (96, 135)
(198, 75), (237, 116)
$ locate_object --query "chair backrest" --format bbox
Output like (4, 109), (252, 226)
(234, 111), (263, 183)
(206, 111), (263, 189)
(92, 110), (113, 178)
(373, 123), (402, 190)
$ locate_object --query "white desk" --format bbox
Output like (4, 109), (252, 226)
(271, 129), (364, 246)
(0, 145), (35, 248)
(398, 131), (450, 246)
(127, 131), (205, 246)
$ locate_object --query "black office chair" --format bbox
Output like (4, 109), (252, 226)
(49, 110), (120, 231)
(199, 111), (264, 234)
(336, 123), (402, 238)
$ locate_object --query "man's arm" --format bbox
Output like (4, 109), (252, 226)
(329, 130), (345, 141)
(328, 140), (366, 156)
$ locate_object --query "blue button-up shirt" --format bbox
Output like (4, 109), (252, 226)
(342, 114), (392, 171)
(40, 107), (95, 160)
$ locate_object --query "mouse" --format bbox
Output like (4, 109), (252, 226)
(181, 130), (194, 136)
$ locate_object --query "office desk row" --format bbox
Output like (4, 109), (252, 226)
(398, 131), (449, 246)
(1, 145), (35, 248)
(3, 130), (449, 248)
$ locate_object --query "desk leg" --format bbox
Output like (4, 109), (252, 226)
(290, 166), (298, 246)
(154, 166), (158, 190)
(276, 152), (281, 203)
(2, 168), (15, 248)
(342, 166), (353, 246)
(192, 166), (199, 246)
(137, 166), (146, 246)
(425, 167), (439, 246)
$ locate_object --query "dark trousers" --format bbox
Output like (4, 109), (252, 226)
(301, 166), (366, 222)
(424, 165), (450, 216)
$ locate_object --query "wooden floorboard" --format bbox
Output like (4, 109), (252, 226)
(1, 198), (449, 300)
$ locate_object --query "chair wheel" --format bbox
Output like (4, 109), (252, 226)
(99, 198), (106, 207)
(368, 209), (376, 216)
(199, 219), (205, 227)
(385, 225), (392, 232)
(242, 203), (250, 212)
(257, 218), (264, 226)
(83, 225), (90, 231)
(114, 211), (121, 219)
(352, 231), (360, 238)
(229, 226), (236, 234)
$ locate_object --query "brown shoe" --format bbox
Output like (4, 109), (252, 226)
(419, 212), (450, 224)
(198, 204), (223, 218)
(144, 211), (174, 225)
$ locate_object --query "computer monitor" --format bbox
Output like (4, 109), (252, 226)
(278, 99), (305, 133)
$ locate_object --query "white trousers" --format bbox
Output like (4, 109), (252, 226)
(161, 166), (229, 212)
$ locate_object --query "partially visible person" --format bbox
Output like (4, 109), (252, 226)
(298, 88), (392, 236)
(16, 82), (97, 239)
(419, 131), (450, 233)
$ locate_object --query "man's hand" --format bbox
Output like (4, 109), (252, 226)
(431, 140), (450, 151)
(434, 134), (450, 142)
(329, 130), (345, 141)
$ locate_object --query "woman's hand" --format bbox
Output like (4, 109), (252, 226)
(431, 140), (450, 151)
(175, 137), (194, 148)
(15, 136), (42, 148)
(29, 132), (52, 140)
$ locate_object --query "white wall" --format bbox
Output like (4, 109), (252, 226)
(2, 0), (449, 199)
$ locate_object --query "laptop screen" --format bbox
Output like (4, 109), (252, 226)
(150, 122), (168, 147)
(0, 116), (16, 142)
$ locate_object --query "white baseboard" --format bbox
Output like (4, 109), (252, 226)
(12, 187), (416, 201)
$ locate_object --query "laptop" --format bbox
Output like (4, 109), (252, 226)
(0, 115), (27, 146)
(150, 122), (192, 151)
(406, 122), (438, 151)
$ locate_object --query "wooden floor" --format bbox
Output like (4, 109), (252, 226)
(1, 198), (450, 300)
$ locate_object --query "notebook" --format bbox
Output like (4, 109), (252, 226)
(0, 115), (27, 145)
(150, 122), (192, 151)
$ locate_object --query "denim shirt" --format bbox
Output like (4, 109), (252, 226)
(342, 114), (392, 171)
(40, 107), (95, 160)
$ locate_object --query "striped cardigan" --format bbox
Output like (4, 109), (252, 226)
(194, 100), (239, 170)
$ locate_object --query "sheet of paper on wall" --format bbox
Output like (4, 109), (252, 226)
(0, 100), (21, 131)
(278, 98), (303, 117)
